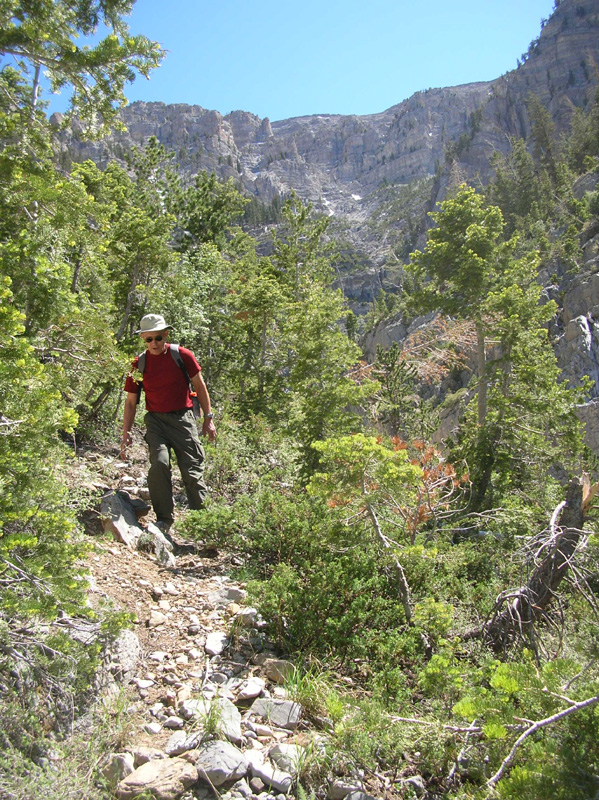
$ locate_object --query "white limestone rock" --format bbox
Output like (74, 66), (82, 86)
(205, 631), (228, 656)
(179, 697), (242, 744)
(101, 491), (143, 548)
(250, 697), (302, 730)
(236, 676), (266, 701)
(269, 743), (305, 776)
(245, 749), (293, 794)
(102, 752), (135, 785)
(263, 659), (295, 685)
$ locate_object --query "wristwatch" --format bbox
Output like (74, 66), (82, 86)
(204, 412), (214, 420)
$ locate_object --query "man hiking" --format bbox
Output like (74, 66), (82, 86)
(120, 314), (217, 532)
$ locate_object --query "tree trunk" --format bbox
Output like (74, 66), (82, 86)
(30, 63), (41, 124)
(70, 243), (84, 293)
(258, 313), (268, 399)
(365, 499), (412, 624)
(475, 319), (487, 427)
(83, 383), (113, 423)
(116, 262), (141, 342)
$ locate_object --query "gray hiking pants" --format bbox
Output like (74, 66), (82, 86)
(144, 409), (207, 523)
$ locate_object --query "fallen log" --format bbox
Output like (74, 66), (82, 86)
(464, 475), (595, 652)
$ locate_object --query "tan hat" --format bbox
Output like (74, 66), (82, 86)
(135, 314), (174, 334)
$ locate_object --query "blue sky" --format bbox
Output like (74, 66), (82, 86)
(53, 0), (557, 122)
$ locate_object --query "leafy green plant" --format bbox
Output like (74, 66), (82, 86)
(333, 699), (410, 774)
(0, 281), (87, 620)
(202, 697), (226, 738)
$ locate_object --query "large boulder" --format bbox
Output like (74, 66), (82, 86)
(101, 491), (143, 548)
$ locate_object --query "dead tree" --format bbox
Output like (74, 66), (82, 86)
(465, 475), (597, 652)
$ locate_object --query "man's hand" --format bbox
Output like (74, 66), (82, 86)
(202, 419), (217, 443)
(191, 373), (216, 443)
(120, 431), (132, 460)
(121, 392), (138, 460)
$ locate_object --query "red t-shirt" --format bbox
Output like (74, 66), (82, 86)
(124, 344), (201, 413)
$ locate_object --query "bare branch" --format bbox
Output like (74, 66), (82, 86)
(448, 718), (479, 784)
(0, 414), (24, 434)
(564, 659), (597, 691)
(0, 556), (52, 595)
(390, 716), (482, 733)
(487, 693), (599, 789)
(463, 478), (586, 651)
(366, 499), (412, 623)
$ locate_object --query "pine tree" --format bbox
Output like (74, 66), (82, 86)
(0, 0), (162, 134)
(408, 185), (584, 510)
(408, 185), (511, 428)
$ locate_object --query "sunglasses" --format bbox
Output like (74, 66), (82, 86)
(143, 334), (164, 343)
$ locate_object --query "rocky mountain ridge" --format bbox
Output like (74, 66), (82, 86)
(53, 0), (599, 309)
(56, 0), (599, 234)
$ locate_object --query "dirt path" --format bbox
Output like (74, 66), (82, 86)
(79, 438), (273, 750)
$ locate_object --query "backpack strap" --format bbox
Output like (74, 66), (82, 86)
(168, 344), (192, 388)
(136, 350), (146, 402)
(170, 344), (201, 418)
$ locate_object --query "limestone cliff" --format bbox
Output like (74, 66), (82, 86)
(55, 0), (599, 214)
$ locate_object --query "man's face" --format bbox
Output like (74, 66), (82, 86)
(141, 329), (168, 356)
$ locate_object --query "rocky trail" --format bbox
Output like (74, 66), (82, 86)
(76, 440), (382, 800)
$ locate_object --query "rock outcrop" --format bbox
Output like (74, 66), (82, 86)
(553, 225), (599, 451)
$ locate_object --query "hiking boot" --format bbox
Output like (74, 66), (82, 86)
(155, 519), (173, 535)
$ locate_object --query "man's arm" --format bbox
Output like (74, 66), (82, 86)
(120, 391), (139, 459)
(191, 372), (216, 442)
